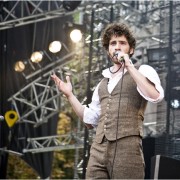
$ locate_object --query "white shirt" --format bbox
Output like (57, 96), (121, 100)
(83, 64), (164, 127)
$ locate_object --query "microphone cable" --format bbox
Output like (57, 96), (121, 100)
(108, 53), (123, 74)
(110, 64), (125, 179)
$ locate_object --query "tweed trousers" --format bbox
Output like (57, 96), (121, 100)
(86, 135), (145, 179)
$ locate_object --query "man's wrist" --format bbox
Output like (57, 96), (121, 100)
(66, 92), (74, 100)
(126, 61), (134, 68)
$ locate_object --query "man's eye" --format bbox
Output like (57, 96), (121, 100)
(110, 42), (116, 45)
(120, 41), (126, 45)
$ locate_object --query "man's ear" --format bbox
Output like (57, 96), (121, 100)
(130, 48), (134, 55)
(106, 51), (110, 56)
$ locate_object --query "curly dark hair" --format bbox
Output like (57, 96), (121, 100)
(101, 23), (136, 52)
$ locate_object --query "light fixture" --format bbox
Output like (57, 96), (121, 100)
(49, 41), (62, 53)
(171, 99), (180, 109)
(30, 51), (43, 63)
(14, 61), (26, 72)
(70, 29), (82, 43)
(63, 1), (81, 11)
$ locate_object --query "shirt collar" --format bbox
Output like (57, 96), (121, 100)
(102, 66), (127, 79)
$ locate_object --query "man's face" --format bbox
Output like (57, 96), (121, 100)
(108, 35), (134, 63)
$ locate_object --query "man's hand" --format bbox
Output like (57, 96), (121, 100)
(117, 51), (134, 67)
(51, 74), (73, 98)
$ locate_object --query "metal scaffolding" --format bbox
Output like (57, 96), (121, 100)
(1, 0), (180, 178)
(0, 0), (81, 30)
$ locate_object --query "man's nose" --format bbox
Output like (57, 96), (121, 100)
(115, 42), (121, 49)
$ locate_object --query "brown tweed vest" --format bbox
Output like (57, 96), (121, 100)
(94, 72), (147, 143)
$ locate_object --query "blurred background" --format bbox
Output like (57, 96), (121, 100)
(0, 0), (180, 179)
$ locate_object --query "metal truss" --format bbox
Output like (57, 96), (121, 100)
(8, 52), (77, 127)
(0, 0), (82, 30)
(23, 128), (95, 153)
(23, 133), (84, 153)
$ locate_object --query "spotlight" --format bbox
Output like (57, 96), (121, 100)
(171, 99), (180, 109)
(14, 61), (26, 72)
(70, 29), (82, 43)
(63, 1), (81, 11)
(49, 41), (62, 53)
(30, 51), (43, 63)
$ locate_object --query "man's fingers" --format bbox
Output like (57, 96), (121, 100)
(51, 74), (57, 79)
(51, 74), (61, 86)
(51, 74), (59, 82)
(66, 76), (70, 83)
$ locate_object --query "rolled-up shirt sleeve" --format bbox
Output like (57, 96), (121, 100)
(137, 65), (164, 103)
(83, 84), (101, 127)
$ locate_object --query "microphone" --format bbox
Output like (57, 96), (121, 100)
(114, 51), (125, 63)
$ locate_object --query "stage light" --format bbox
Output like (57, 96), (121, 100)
(70, 29), (82, 43)
(171, 99), (180, 109)
(14, 61), (26, 72)
(49, 41), (62, 53)
(63, 1), (81, 11)
(30, 51), (43, 63)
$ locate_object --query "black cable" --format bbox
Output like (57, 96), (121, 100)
(108, 53), (123, 74)
(110, 65), (125, 179)
(109, 65), (122, 74)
